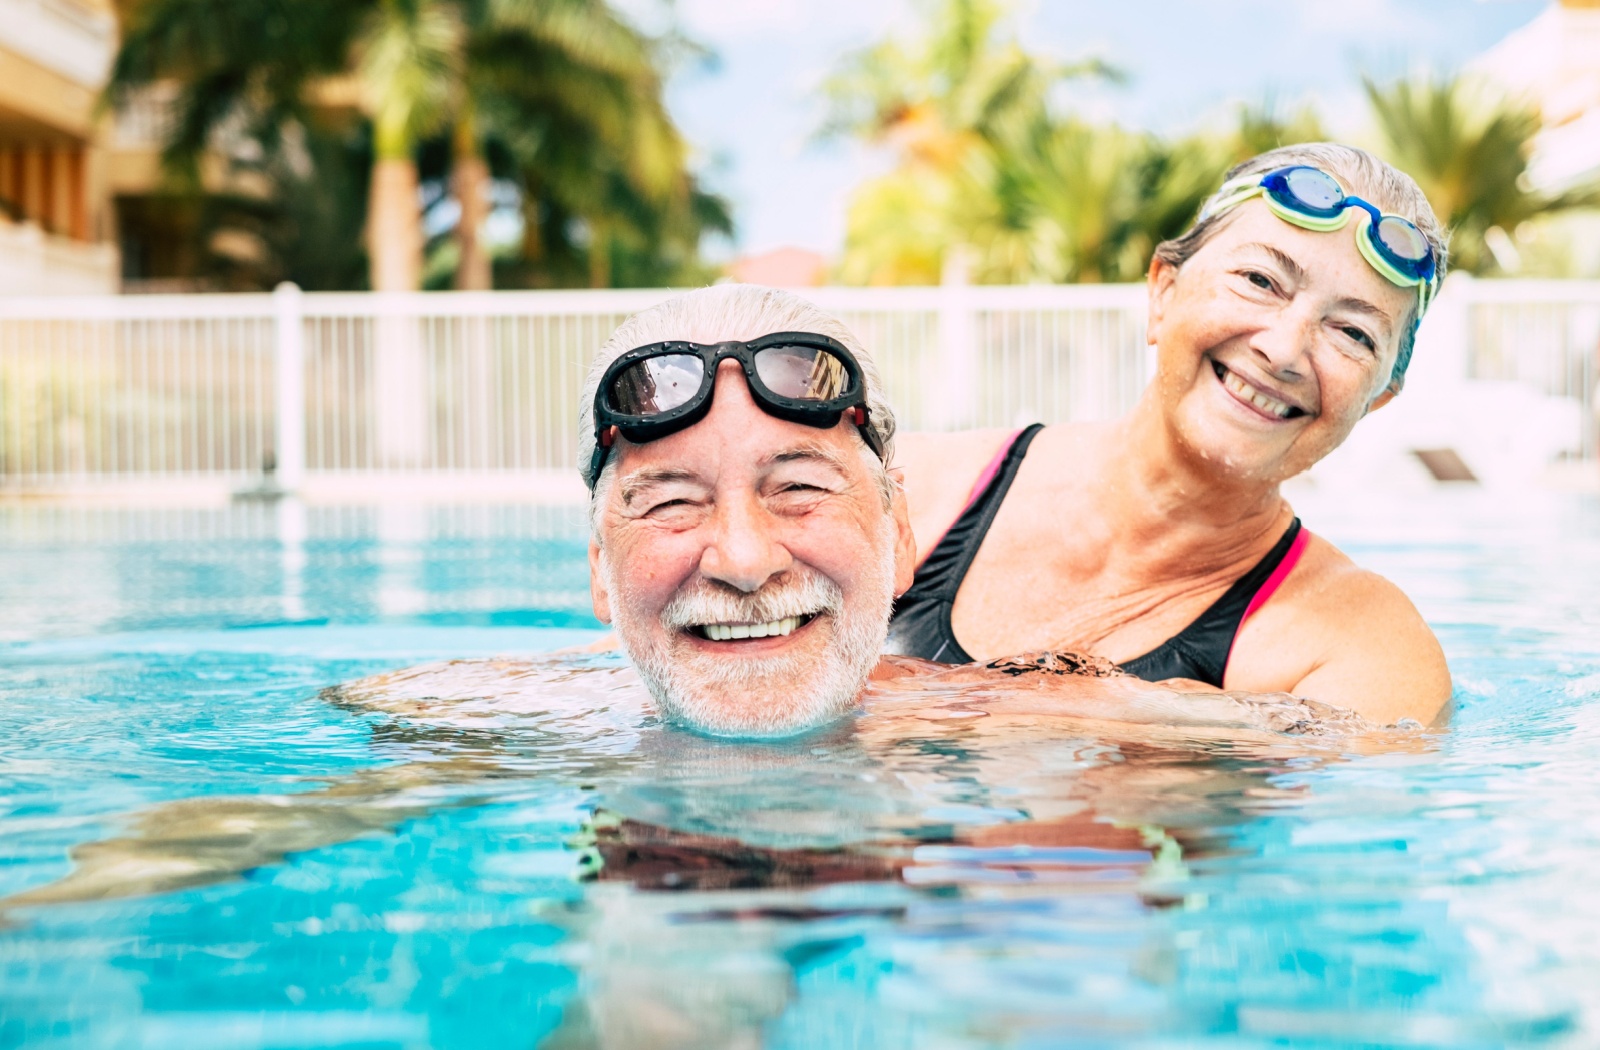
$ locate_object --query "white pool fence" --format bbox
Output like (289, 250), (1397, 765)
(0, 276), (1594, 498)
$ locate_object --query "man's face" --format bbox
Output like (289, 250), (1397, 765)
(589, 358), (916, 737)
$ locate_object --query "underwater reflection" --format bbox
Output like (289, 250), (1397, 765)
(2, 655), (1433, 1049)
(2, 654), (1412, 909)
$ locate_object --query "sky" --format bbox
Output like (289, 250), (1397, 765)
(651, 0), (1550, 261)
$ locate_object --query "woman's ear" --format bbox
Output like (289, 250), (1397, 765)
(1146, 256), (1179, 346)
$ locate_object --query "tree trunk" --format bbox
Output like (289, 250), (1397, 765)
(588, 219), (610, 288)
(367, 156), (423, 292)
(520, 187), (545, 284)
(452, 115), (493, 291)
(367, 150), (428, 466)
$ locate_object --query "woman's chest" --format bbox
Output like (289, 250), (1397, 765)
(945, 526), (1241, 665)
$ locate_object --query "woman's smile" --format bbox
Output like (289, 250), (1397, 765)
(1208, 357), (1313, 423)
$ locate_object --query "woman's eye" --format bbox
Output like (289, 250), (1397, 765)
(1340, 325), (1375, 350)
(1244, 270), (1274, 290)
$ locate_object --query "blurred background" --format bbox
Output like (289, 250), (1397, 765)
(0, 0), (1597, 501)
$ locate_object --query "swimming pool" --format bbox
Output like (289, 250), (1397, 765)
(2, 487), (1598, 1049)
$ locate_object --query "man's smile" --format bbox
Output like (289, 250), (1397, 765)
(690, 613), (816, 641)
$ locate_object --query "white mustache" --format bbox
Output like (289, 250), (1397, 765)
(660, 572), (842, 630)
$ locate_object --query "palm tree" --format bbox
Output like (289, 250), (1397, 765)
(106, 0), (726, 291)
(360, 0), (460, 290)
(1365, 73), (1600, 275)
(821, 0), (1112, 284)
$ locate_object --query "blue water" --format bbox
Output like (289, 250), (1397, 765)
(1, 491), (1599, 1049)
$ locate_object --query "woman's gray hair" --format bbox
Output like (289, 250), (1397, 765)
(1152, 142), (1449, 391)
(578, 284), (899, 493)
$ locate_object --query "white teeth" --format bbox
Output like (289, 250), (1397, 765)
(697, 616), (803, 641)
(1221, 367), (1294, 419)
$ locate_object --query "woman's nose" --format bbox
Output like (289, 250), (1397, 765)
(1249, 302), (1316, 379)
(697, 496), (793, 594)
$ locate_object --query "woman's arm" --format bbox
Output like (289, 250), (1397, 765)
(1281, 571), (1451, 726)
(1228, 553), (1452, 726)
(900, 652), (1381, 736)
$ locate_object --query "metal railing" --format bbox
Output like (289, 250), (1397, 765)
(0, 283), (1153, 494)
(1, 279), (1595, 496)
(1463, 279), (1600, 463)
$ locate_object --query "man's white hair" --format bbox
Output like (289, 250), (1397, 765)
(578, 284), (898, 493)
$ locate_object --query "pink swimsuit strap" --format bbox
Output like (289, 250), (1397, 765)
(964, 430), (1026, 511)
(913, 430), (1027, 569)
(1238, 526), (1311, 627)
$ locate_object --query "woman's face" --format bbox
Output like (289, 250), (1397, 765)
(1146, 200), (1418, 483)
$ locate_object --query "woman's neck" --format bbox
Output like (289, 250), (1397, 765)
(1089, 396), (1290, 567)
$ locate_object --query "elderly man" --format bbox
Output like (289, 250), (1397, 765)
(580, 283), (1360, 739)
(581, 283), (911, 737)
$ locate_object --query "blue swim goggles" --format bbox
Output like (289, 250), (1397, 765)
(1203, 165), (1440, 314)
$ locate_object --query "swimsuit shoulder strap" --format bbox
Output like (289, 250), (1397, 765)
(918, 423), (1045, 601)
(1118, 518), (1307, 687)
(885, 424), (1045, 663)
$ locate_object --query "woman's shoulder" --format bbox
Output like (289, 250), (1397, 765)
(1231, 530), (1450, 724)
(895, 423), (1106, 562)
(894, 428), (1025, 558)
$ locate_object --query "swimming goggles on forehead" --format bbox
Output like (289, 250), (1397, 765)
(1204, 165), (1439, 313)
(588, 331), (884, 485)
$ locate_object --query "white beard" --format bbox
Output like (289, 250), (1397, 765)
(603, 530), (896, 738)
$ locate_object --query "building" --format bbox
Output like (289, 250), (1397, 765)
(0, 0), (120, 294)
(1475, 0), (1600, 193)
(725, 246), (830, 287)
(1473, 0), (1600, 275)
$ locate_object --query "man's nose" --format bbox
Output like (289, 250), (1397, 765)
(698, 493), (793, 594)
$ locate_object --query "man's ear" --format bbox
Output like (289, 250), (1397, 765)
(888, 471), (918, 596)
(588, 538), (613, 625)
(1146, 256), (1179, 347)
(1366, 384), (1400, 415)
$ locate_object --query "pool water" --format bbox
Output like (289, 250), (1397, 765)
(2, 490), (1599, 1049)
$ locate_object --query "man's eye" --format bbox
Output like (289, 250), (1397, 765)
(1244, 270), (1274, 290)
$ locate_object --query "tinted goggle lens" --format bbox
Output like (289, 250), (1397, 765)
(1373, 215), (1430, 265)
(752, 344), (850, 400)
(607, 353), (704, 415)
(1279, 166), (1345, 212)
(606, 344), (853, 416)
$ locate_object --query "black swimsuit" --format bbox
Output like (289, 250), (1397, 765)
(885, 424), (1305, 686)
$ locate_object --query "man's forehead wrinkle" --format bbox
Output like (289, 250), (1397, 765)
(767, 443), (850, 471)
(619, 466), (702, 503)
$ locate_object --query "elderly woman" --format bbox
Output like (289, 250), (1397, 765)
(888, 143), (1450, 725)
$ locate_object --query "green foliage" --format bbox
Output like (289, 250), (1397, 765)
(824, 0), (1580, 287)
(824, 0), (1131, 283)
(824, 0), (1343, 285)
(105, 0), (730, 289)
(200, 126), (373, 291)
(1364, 72), (1600, 275)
